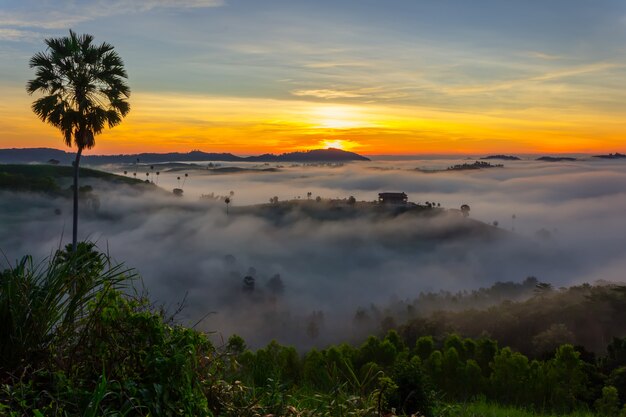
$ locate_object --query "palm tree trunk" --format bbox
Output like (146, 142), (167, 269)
(72, 148), (83, 252)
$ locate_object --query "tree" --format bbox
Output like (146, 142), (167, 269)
(27, 30), (130, 252)
(595, 386), (620, 417)
(415, 336), (435, 361)
(546, 344), (587, 412)
(490, 347), (530, 405)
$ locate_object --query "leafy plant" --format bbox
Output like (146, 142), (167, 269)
(0, 245), (131, 374)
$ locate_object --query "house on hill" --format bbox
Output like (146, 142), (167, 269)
(378, 192), (408, 205)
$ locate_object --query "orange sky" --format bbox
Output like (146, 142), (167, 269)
(3, 87), (626, 155)
(3, 1), (626, 155)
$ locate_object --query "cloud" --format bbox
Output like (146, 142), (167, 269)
(291, 86), (411, 101)
(0, 28), (41, 42)
(302, 61), (372, 69)
(2, 158), (626, 348)
(0, 0), (224, 30)
(526, 51), (564, 61)
(291, 89), (366, 99)
(443, 62), (620, 95)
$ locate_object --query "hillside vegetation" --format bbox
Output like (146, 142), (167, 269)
(1, 245), (625, 416)
(0, 164), (149, 194)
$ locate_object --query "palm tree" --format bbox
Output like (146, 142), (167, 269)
(27, 30), (130, 252)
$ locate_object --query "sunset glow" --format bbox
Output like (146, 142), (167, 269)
(1, 1), (626, 155)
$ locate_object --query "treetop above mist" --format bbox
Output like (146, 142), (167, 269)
(594, 152), (626, 159)
(480, 154), (521, 161)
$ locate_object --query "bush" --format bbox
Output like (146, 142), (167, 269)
(0, 246), (217, 416)
(596, 386), (621, 417)
(0, 244), (129, 374)
(384, 356), (433, 417)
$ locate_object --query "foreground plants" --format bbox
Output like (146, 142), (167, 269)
(1, 245), (625, 416)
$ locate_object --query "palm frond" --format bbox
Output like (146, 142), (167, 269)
(27, 30), (130, 150)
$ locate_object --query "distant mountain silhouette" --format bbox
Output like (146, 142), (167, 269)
(536, 156), (577, 162)
(593, 152), (626, 159)
(0, 147), (370, 164)
(243, 148), (369, 162)
(480, 154), (520, 161)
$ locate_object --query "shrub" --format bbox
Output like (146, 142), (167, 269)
(596, 386), (621, 417)
(384, 356), (433, 417)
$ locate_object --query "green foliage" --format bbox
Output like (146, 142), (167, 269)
(0, 171), (59, 193)
(0, 164), (147, 202)
(490, 347), (531, 405)
(0, 246), (215, 416)
(2, 247), (625, 416)
(444, 400), (596, 417)
(384, 356), (433, 417)
(608, 366), (626, 407)
(415, 335), (435, 360)
(241, 340), (301, 387)
(0, 246), (129, 373)
(596, 386), (621, 417)
(398, 283), (626, 356)
(545, 345), (588, 413)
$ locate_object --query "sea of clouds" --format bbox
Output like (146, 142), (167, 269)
(1, 156), (625, 347)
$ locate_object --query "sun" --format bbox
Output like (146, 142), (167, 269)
(318, 139), (360, 151)
(321, 140), (347, 150)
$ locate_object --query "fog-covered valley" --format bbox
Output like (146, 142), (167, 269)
(2, 156), (625, 348)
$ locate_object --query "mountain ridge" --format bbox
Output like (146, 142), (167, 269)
(0, 147), (370, 164)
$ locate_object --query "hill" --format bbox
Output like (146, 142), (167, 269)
(0, 164), (148, 194)
(593, 152), (626, 159)
(536, 156), (577, 162)
(243, 148), (370, 162)
(0, 147), (370, 164)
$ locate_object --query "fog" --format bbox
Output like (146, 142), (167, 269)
(2, 156), (626, 348)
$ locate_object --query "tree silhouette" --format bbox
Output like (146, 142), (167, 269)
(27, 30), (130, 252)
(182, 173), (189, 188)
(266, 273), (285, 295)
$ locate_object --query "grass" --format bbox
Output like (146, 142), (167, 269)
(442, 401), (596, 417)
(0, 243), (132, 373)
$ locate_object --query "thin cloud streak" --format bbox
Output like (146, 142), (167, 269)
(0, 28), (41, 42)
(443, 62), (620, 95)
(0, 0), (224, 29)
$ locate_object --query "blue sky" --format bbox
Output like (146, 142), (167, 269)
(2, 0), (626, 153)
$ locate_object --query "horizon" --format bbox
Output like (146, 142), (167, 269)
(0, 145), (619, 158)
(2, 1), (626, 154)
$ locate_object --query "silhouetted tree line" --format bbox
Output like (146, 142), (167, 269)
(396, 283), (626, 357)
(350, 279), (626, 356)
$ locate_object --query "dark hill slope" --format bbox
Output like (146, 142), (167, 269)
(0, 148), (370, 164)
